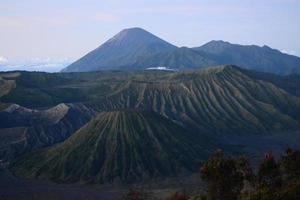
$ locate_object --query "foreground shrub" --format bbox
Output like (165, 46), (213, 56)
(200, 150), (253, 200)
(123, 188), (150, 200)
(165, 192), (189, 200)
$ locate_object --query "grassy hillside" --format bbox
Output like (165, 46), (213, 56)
(0, 103), (95, 161)
(5, 65), (300, 184)
(94, 66), (300, 135)
(1, 66), (300, 135)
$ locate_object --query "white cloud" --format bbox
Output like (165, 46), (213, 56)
(281, 49), (298, 56)
(0, 58), (72, 72)
(0, 56), (8, 63)
(92, 13), (120, 23)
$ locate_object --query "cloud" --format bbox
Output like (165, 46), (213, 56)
(0, 56), (8, 63)
(156, 4), (246, 15)
(0, 15), (73, 30)
(92, 13), (120, 23)
(113, 3), (247, 17)
(0, 58), (72, 72)
(281, 49), (298, 56)
(0, 17), (26, 29)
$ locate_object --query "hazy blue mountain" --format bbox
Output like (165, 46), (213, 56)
(194, 40), (300, 75)
(62, 28), (300, 74)
(62, 27), (176, 72)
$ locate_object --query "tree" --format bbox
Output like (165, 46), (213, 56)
(165, 192), (189, 200)
(200, 150), (253, 200)
(123, 188), (150, 200)
(281, 148), (300, 181)
(257, 152), (281, 190)
(248, 152), (282, 200)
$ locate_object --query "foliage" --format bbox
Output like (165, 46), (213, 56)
(123, 188), (151, 200)
(247, 150), (300, 200)
(200, 150), (253, 200)
(121, 149), (300, 200)
(281, 148), (300, 181)
(256, 152), (282, 196)
(165, 192), (189, 200)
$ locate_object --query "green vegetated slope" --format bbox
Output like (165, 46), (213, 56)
(0, 70), (175, 108)
(5, 65), (300, 183)
(0, 72), (19, 110)
(95, 65), (300, 135)
(2, 65), (300, 135)
(0, 103), (95, 161)
(11, 110), (214, 183)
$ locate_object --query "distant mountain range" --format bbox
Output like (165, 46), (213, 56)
(62, 27), (300, 75)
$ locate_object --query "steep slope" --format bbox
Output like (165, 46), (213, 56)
(0, 72), (19, 110)
(2, 66), (300, 136)
(237, 68), (300, 97)
(0, 103), (95, 161)
(11, 111), (214, 183)
(194, 40), (300, 75)
(62, 28), (176, 72)
(61, 27), (300, 73)
(6, 66), (300, 184)
(93, 65), (300, 135)
(131, 47), (217, 70)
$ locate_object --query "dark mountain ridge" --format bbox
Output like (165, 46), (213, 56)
(194, 40), (300, 75)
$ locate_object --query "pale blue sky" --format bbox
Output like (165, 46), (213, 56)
(0, 0), (300, 66)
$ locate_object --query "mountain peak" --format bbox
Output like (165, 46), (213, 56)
(62, 28), (176, 72)
(107, 27), (172, 46)
(201, 40), (232, 48)
(110, 27), (149, 39)
(120, 27), (147, 33)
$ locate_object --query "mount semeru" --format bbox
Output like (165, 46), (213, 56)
(62, 28), (300, 75)
(62, 27), (176, 72)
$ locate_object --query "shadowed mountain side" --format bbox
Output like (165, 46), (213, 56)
(11, 110), (215, 183)
(0, 103), (96, 161)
